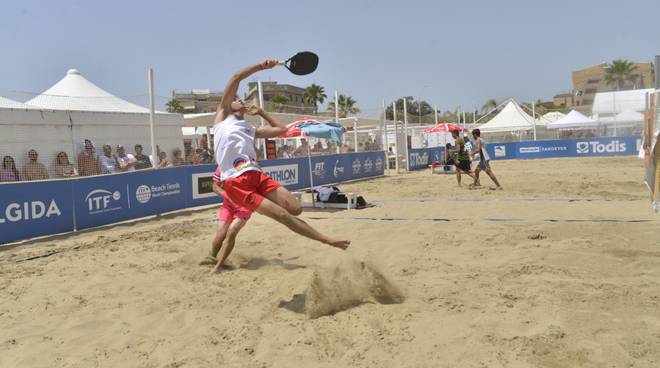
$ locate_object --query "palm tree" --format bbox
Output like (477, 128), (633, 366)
(271, 93), (288, 112)
(481, 99), (497, 114)
(303, 84), (327, 115)
(166, 98), (186, 113)
(327, 94), (360, 118)
(604, 59), (638, 91)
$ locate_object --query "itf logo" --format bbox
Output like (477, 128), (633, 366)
(313, 162), (325, 178)
(494, 146), (506, 158)
(352, 159), (362, 174)
(135, 185), (152, 204)
(85, 189), (122, 215)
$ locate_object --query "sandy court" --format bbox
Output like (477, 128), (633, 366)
(1, 156), (659, 367)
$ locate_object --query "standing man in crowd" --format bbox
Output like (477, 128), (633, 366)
(22, 149), (49, 181)
(471, 129), (502, 190)
(115, 145), (136, 172)
(133, 144), (153, 170)
(78, 139), (101, 176)
(100, 145), (117, 174)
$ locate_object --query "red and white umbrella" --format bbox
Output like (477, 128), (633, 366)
(276, 118), (345, 139)
(423, 122), (466, 133)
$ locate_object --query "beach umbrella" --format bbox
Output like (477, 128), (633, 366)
(277, 118), (346, 142)
(422, 122), (466, 133)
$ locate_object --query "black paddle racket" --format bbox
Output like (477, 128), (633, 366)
(279, 51), (319, 75)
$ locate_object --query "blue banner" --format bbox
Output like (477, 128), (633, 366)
(72, 172), (135, 230)
(0, 180), (75, 244)
(261, 157), (311, 191)
(408, 147), (445, 171)
(486, 136), (640, 160)
(1, 151), (386, 244)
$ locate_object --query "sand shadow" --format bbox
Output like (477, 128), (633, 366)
(239, 257), (307, 271)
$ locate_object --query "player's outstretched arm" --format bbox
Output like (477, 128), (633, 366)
(214, 59), (278, 124)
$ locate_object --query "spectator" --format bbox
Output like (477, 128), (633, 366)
(1, 155), (20, 182)
(156, 146), (172, 168)
(133, 144), (153, 170)
(340, 144), (351, 153)
(78, 139), (101, 177)
(99, 145), (118, 174)
(172, 148), (186, 166)
(201, 149), (213, 164)
(327, 141), (336, 154)
(184, 144), (195, 165)
(55, 152), (79, 178)
(115, 145), (136, 172)
(293, 138), (310, 157)
(193, 148), (204, 165)
(316, 142), (326, 154)
(282, 145), (292, 159)
(22, 149), (49, 181)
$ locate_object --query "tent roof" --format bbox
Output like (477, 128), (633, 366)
(0, 96), (33, 109)
(477, 100), (535, 132)
(598, 109), (644, 125)
(546, 110), (599, 129)
(592, 88), (654, 115)
(536, 111), (566, 125)
(26, 69), (150, 113)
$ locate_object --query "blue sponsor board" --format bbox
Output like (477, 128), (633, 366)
(1, 151), (387, 244)
(127, 168), (187, 218)
(486, 136), (639, 160)
(261, 157), (310, 191)
(0, 180), (74, 244)
(408, 147), (445, 171)
(72, 173), (135, 230)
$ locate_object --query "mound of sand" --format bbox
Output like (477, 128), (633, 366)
(302, 258), (404, 319)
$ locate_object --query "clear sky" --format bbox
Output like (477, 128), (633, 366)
(1, 0), (658, 115)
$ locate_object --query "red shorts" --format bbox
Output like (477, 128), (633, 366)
(222, 170), (282, 212)
(218, 193), (252, 222)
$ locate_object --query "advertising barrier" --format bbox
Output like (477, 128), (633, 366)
(0, 180), (75, 244)
(407, 136), (640, 171)
(486, 136), (640, 161)
(408, 147), (445, 171)
(1, 151), (385, 245)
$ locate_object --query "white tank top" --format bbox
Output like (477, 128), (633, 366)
(477, 137), (490, 161)
(213, 114), (261, 181)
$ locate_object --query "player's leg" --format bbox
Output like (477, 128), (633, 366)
(256, 196), (349, 249)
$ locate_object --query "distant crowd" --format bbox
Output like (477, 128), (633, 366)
(0, 139), (215, 183)
(1, 137), (382, 183)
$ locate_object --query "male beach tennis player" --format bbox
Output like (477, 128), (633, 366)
(212, 59), (349, 250)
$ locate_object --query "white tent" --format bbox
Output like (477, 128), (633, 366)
(477, 100), (535, 132)
(592, 88), (654, 116)
(546, 110), (599, 130)
(0, 96), (34, 109)
(1, 69), (184, 177)
(597, 109), (644, 126)
(26, 69), (149, 113)
(536, 111), (565, 126)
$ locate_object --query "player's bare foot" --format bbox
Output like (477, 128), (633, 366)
(211, 265), (222, 274)
(325, 238), (350, 250)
